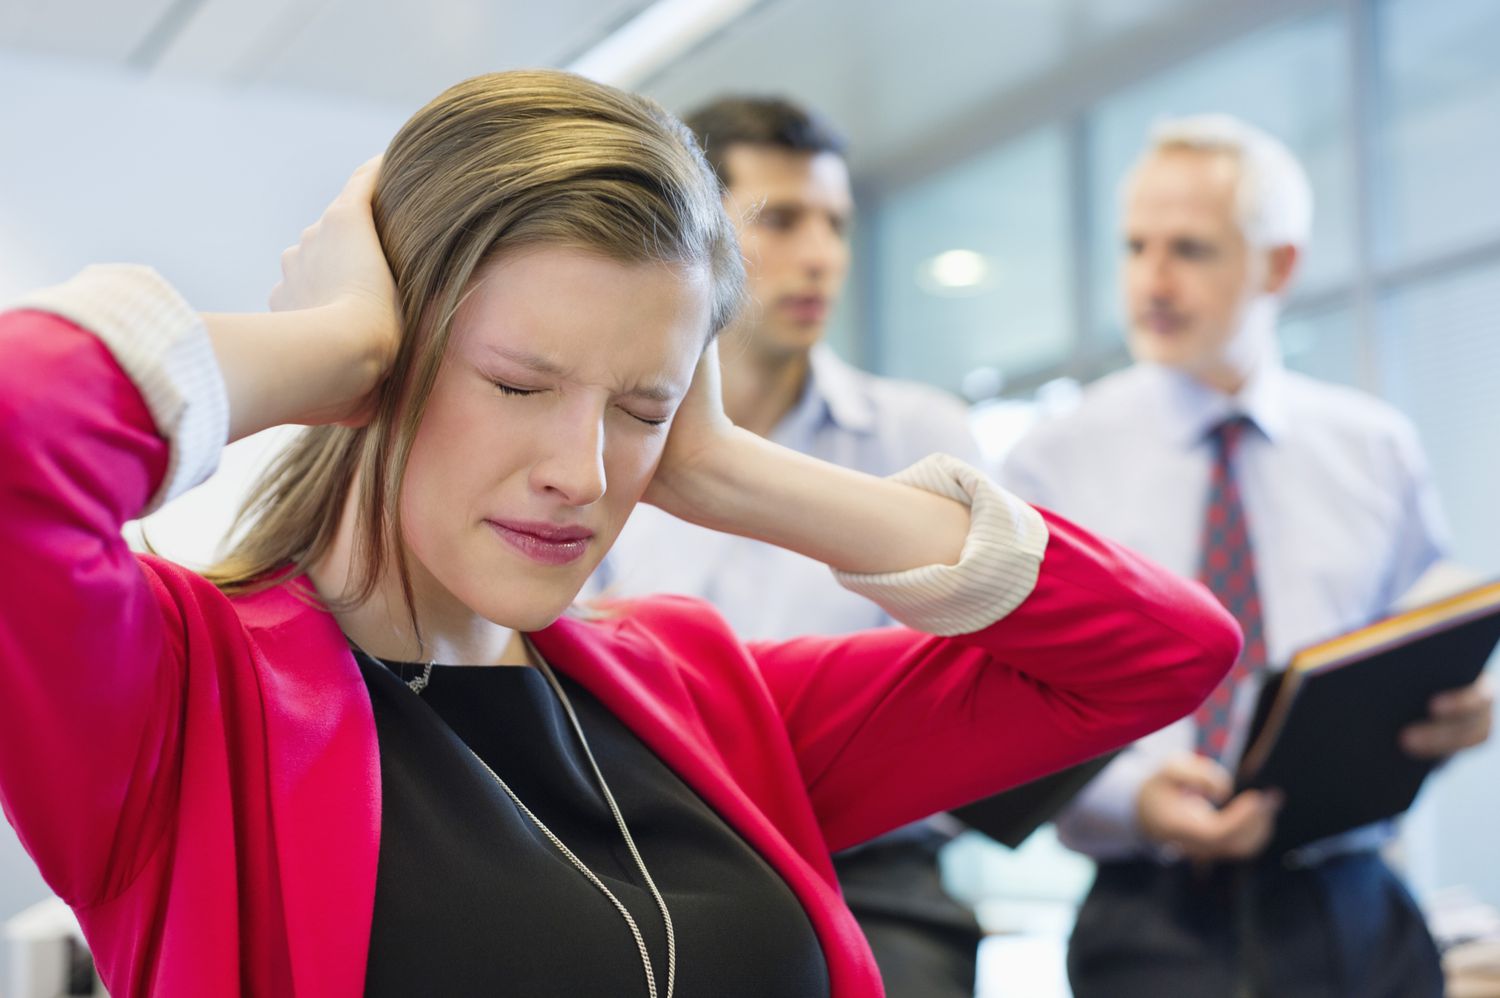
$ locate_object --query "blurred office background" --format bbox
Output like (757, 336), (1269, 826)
(2, 0), (1497, 993)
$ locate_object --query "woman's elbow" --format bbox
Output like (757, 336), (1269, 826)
(1182, 596), (1242, 708)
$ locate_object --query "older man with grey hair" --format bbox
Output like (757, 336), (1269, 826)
(1001, 114), (1493, 997)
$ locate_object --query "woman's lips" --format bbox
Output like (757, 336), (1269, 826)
(485, 519), (593, 566)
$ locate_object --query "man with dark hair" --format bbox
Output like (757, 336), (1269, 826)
(590, 96), (987, 997)
(688, 95), (849, 183)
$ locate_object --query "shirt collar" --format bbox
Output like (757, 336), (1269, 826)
(777, 345), (877, 439)
(1145, 345), (1289, 448)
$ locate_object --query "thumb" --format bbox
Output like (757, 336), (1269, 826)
(1160, 753), (1235, 804)
(1218, 787), (1284, 824)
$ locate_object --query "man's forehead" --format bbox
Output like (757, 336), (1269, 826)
(723, 145), (850, 196)
(1133, 149), (1238, 199)
(1125, 150), (1240, 227)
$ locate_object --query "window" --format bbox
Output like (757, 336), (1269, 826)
(1374, 260), (1500, 911)
(1279, 304), (1361, 387)
(1376, 264), (1500, 574)
(1374, 0), (1500, 265)
(871, 127), (1073, 394)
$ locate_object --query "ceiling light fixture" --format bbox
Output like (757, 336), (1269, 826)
(918, 249), (995, 296)
(567, 0), (760, 89)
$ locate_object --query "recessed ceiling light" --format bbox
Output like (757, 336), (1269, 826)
(918, 249), (994, 295)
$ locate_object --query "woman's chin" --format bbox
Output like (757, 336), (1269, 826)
(473, 587), (582, 634)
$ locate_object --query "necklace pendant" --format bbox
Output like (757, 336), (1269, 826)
(407, 659), (434, 694)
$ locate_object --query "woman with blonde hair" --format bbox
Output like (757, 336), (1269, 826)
(0, 70), (1237, 996)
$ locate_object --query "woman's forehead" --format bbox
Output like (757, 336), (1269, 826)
(451, 247), (710, 391)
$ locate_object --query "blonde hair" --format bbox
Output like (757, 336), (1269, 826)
(1129, 113), (1314, 249)
(205, 70), (744, 619)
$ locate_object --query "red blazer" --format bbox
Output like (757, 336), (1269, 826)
(0, 309), (1239, 996)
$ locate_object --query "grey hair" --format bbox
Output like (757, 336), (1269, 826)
(1129, 113), (1314, 249)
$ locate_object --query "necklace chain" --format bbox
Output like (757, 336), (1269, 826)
(349, 637), (675, 998)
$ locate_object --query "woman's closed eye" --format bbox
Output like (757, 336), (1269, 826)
(492, 378), (668, 427)
(491, 380), (542, 398)
(625, 408), (670, 428)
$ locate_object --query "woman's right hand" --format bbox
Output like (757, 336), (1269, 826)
(267, 157), (401, 426)
(208, 158), (403, 440)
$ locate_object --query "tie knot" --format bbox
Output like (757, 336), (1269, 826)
(1210, 414), (1254, 455)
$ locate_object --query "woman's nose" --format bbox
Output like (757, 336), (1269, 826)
(530, 409), (607, 506)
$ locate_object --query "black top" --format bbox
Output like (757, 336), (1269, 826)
(356, 650), (830, 997)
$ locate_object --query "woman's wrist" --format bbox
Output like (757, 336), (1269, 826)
(310, 296), (397, 421)
(205, 300), (393, 440)
(651, 432), (976, 577)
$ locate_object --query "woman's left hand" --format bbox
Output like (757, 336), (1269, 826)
(642, 339), (970, 575)
(642, 340), (743, 521)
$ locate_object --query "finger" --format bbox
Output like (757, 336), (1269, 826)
(1210, 790), (1282, 859)
(1152, 795), (1225, 855)
(1219, 787), (1283, 821)
(1161, 753), (1235, 804)
(1401, 714), (1491, 758)
(1429, 679), (1494, 719)
(674, 337), (728, 423)
(338, 156), (383, 207)
(1169, 790), (1277, 860)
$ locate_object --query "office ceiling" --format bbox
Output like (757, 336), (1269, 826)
(1, 0), (1307, 182)
(0, 0), (652, 104)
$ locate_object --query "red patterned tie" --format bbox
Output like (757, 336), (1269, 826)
(1193, 416), (1268, 760)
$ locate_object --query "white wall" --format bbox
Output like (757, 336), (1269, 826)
(0, 50), (409, 983)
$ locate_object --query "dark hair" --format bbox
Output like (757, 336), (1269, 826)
(683, 96), (848, 189)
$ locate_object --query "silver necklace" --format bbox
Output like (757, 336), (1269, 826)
(404, 658), (434, 694)
(352, 638), (676, 998)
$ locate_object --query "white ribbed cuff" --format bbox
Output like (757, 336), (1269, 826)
(832, 453), (1049, 636)
(14, 265), (228, 513)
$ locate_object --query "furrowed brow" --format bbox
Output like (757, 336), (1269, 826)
(480, 343), (570, 377)
(619, 383), (679, 404)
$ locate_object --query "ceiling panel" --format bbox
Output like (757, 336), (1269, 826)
(642, 0), (1208, 176)
(235, 0), (652, 107)
(0, 0), (181, 61)
(0, 0), (1289, 186)
(1075, 0), (1209, 40)
(149, 0), (315, 82)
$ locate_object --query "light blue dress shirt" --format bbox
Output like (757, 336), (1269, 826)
(1000, 355), (1449, 862)
(589, 344), (984, 639)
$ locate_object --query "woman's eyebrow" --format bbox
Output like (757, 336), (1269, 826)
(478, 342), (569, 377)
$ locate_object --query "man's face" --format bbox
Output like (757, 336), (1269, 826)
(1121, 148), (1272, 380)
(721, 144), (854, 360)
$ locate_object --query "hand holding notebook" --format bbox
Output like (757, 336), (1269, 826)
(1235, 580), (1500, 855)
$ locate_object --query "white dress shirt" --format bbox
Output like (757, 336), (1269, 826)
(1000, 355), (1449, 862)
